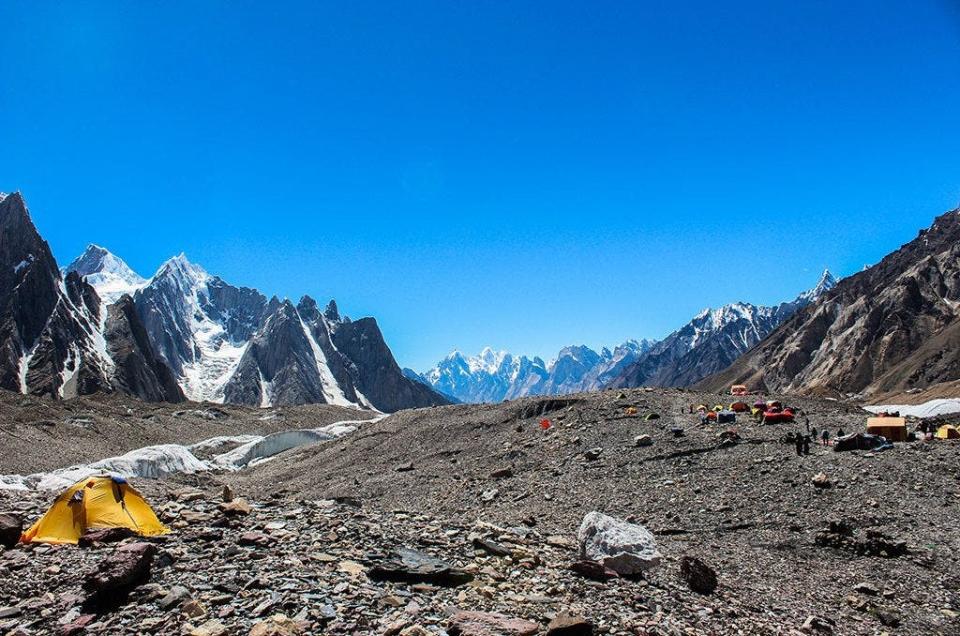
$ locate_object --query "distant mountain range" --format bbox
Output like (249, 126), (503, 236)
(699, 207), (960, 398)
(417, 271), (836, 403)
(608, 270), (837, 390)
(0, 191), (448, 411)
(412, 339), (655, 404)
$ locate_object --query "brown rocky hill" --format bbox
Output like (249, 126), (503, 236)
(698, 207), (960, 397)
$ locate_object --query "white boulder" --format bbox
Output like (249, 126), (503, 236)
(577, 511), (661, 574)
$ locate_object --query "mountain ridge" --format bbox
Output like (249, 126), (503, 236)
(0, 192), (448, 411)
(696, 208), (960, 397)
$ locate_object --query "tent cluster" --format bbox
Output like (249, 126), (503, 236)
(20, 476), (168, 545)
(834, 414), (960, 451)
(695, 404), (738, 425)
(757, 401), (795, 424)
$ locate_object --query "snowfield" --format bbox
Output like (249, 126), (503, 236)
(865, 399), (960, 418)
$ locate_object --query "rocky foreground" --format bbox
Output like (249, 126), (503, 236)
(0, 387), (959, 635)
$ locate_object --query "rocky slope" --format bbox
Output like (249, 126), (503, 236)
(0, 387), (957, 635)
(609, 270), (837, 390)
(698, 208), (960, 397)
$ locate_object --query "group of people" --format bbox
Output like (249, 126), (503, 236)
(793, 418), (846, 455)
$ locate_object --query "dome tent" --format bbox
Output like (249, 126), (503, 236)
(21, 476), (169, 545)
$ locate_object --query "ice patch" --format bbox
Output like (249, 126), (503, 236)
(865, 399), (960, 419)
(13, 255), (33, 274)
(209, 423), (359, 471)
(17, 341), (39, 394)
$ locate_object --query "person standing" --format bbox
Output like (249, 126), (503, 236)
(821, 429), (830, 446)
(795, 433), (804, 456)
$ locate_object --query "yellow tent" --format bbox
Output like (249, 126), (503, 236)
(21, 476), (169, 545)
(936, 425), (960, 440)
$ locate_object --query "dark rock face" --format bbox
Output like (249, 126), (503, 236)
(223, 296), (449, 411)
(331, 316), (449, 412)
(203, 276), (272, 343)
(224, 301), (330, 406)
(104, 296), (185, 402)
(0, 192), (61, 392)
(698, 208), (960, 397)
(297, 296), (361, 404)
(0, 193), (113, 398)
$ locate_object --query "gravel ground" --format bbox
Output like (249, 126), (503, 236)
(0, 387), (958, 635)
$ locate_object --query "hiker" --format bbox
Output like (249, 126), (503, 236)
(802, 434), (812, 455)
(836, 427), (845, 438)
(821, 429), (830, 446)
(804, 417), (811, 433)
(794, 433), (804, 456)
(811, 426), (818, 440)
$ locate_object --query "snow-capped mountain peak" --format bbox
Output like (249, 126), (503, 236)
(800, 268), (837, 303)
(64, 244), (147, 304)
(153, 253), (209, 288)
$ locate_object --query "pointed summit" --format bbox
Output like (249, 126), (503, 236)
(324, 299), (340, 322)
(65, 245), (146, 304)
(0, 191), (33, 232)
(815, 268), (838, 292)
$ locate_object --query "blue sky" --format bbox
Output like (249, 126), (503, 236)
(2, 1), (960, 371)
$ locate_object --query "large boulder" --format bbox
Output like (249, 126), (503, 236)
(577, 512), (661, 575)
(83, 542), (157, 606)
(0, 513), (23, 548)
(680, 555), (718, 594)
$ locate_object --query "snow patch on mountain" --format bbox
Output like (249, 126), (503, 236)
(299, 316), (352, 407)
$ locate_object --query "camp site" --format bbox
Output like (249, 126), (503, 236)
(3, 2), (960, 634)
(1, 385), (959, 635)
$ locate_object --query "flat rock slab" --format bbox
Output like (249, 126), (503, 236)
(78, 527), (135, 548)
(368, 547), (474, 587)
(448, 610), (539, 636)
(546, 613), (595, 636)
